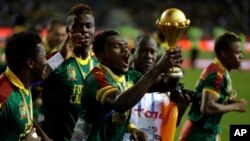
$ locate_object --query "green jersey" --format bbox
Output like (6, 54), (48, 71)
(0, 68), (33, 141)
(80, 64), (142, 141)
(188, 58), (233, 134)
(42, 56), (98, 141)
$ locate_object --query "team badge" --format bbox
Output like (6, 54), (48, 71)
(67, 65), (77, 81)
(19, 103), (27, 119)
(112, 111), (130, 124)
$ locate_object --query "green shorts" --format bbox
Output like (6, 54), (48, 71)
(187, 124), (221, 141)
(179, 120), (221, 141)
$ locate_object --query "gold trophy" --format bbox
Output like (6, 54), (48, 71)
(156, 8), (190, 78)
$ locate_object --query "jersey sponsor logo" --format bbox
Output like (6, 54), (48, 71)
(73, 85), (84, 95)
(112, 110), (130, 124)
(67, 65), (77, 81)
(70, 94), (81, 104)
(19, 102), (27, 119)
(70, 85), (83, 104)
(134, 108), (163, 119)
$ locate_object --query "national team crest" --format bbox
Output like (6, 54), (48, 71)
(19, 103), (27, 119)
(112, 112), (128, 124)
(67, 65), (77, 81)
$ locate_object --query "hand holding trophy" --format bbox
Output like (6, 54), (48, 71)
(156, 8), (190, 141)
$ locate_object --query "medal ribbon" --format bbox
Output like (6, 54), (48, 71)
(19, 89), (33, 126)
(74, 54), (93, 80)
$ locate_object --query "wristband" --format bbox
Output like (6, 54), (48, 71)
(47, 52), (64, 70)
(128, 123), (137, 133)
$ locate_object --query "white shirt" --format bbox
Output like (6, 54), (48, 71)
(124, 92), (169, 141)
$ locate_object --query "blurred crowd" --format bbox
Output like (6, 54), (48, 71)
(0, 0), (249, 37)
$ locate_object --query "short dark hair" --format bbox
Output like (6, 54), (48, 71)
(134, 34), (154, 49)
(67, 3), (94, 32)
(68, 3), (94, 16)
(5, 32), (41, 71)
(93, 30), (120, 54)
(214, 32), (241, 57)
(47, 19), (66, 32)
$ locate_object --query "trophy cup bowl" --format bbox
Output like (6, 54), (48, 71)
(156, 8), (190, 78)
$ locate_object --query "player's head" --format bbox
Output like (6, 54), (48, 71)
(46, 19), (67, 49)
(93, 30), (130, 75)
(67, 3), (95, 48)
(214, 32), (243, 70)
(5, 32), (47, 81)
(132, 34), (158, 74)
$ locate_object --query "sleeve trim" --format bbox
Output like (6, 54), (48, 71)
(100, 88), (119, 105)
(203, 88), (220, 98)
(96, 85), (113, 102)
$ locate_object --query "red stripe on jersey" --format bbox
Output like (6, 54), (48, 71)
(214, 71), (224, 92)
(202, 63), (224, 92)
(91, 67), (111, 88)
(0, 74), (14, 103)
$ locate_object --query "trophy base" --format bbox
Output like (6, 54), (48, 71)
(167, 67), (183, 78)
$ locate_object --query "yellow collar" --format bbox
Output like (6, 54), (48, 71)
(97, 64), (125, 83)
(213, 58), (226, 71)
(72, 53), (91, 65)
(4, 67), (29, 95)
(43, 37), (59, 54)
(43, 37), (51, 53)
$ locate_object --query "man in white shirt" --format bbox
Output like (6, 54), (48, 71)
(124, 34), (190, 141)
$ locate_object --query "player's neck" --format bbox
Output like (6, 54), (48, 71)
(47, 38), (56, 49)
(217, 57), (231, 71)
(73, 49), (89, 60)
(13, 69), (32, 89)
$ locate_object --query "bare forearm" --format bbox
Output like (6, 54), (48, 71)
(202, 102), (239, 115)
(59, 35), (71, 59)
(59, 43), (69, 59)
(200, 91), (246, 115)
(44, 35), (71, 78)
(114, 68), (161, 112)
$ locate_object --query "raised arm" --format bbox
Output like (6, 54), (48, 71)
(106, 47), (182, 113)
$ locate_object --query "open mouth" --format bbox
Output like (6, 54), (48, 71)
(81, 33), (91, 42)
(122, 55), (129, 67)
(82, 36), (90, 42)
